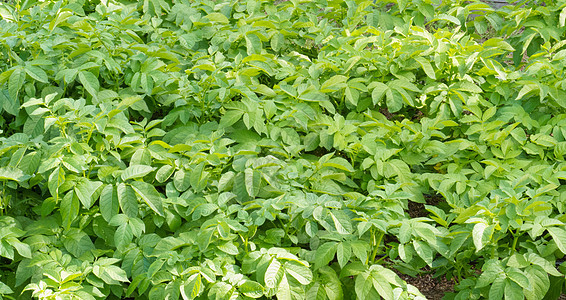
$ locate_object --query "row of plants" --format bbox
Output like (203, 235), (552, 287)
(1, 0), (566, 299)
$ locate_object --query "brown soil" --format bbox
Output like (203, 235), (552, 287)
(400, 273), (455, 299)
(408, 200), (428, 218)
(379, 107), (395, 120)
(407, 193), (445, 218)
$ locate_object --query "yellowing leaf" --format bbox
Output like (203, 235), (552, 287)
(206, 12), (229, 24)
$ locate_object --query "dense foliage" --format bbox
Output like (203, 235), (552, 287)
(1, 0), (566, 299)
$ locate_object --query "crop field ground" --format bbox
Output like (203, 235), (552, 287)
(1, 0), (566, 299)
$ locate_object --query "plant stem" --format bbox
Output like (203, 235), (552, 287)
(371, 231), (384, 262)
(511, 229), (519, 253)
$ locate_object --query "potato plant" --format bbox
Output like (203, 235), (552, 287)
(0, 0), (566, 299)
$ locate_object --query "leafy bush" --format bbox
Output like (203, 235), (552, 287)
(1, 0), (566, 299)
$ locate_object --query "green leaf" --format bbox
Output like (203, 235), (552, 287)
(24, 65), (48, 83)
(489, 277), (505, 300)
(315, 242), (337, 269)
(16, 259), (33, 287)
(121, 165), (155, 181)
(140, 73), (153, 94)
(351, 240), (369, 264)
(0, 167), (29, 182)
(100, 185), (119, 222)
(517, 84), (538, 100)
(8, 239), (31, 259)
(386, 89), (404, 112)
(220, 110), (244, 128)
(285, 261), (312, 285)
(114, 223), (133, 250)
(190, 162), (209, 193)
(264, 258), (281, 288)
(477, 265), (502, 288)
(271, 33), (284, 52)
(126, 275), (147, 297)
(100, 265), (130, 284)
(454, 81), (482, 93)
(330, 210), (353, 234)
(531, 134), (557, 147)
(109, 213), (129, 227)
(412, 240), (433, 266)
(504, 279), (523, 300)
(217, 171), (235, 192)
(174, 169), (191, 192)
(321, 75), (348, 93)
(370, 82), (389, 105)
(276, 273), (291, 300)
(182, 274), (203, 300)
(56, 68), (78, 84)
(49, 10), (72, 31)
(63, 228), (95, 258)
(279, 84), (297, 98)
(336, 242), (352, 268)
(244, 168), (261, 198)
(117, 183), (139, 218)
(472, 222), (488, 252)
(0, 89), (18, 115)
(355, 273), (374, 299)
(431, 14), (461, 26)
(8, 67), (25, 100)
(78, 70), (100, 97)
(299, 92), (328, 102)
(245, 33), (262, 55)
(414, 56), (436, 79)
(217, 241), (239, 255)
(398, 222), (412, 244)
(547, 227), (566, 254)
(130, 181), (165, 216)
(156, 165), (174, 183)
(0, 280), (13, 295)
(526, 254), (561, 277)
(239, 281), (264, 298)
(74, 179), (103, 209)
(61, 192), (80, 230)
(128, 217), (145, 237)
(323, 157), (354, 173)
(506, 268), (529, 290)
(0, 241), (14, 260)
(206, 12), (229, 23)
(371, 271), (394, 300)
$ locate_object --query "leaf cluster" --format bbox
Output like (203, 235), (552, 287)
(1, 0), (566, 299)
